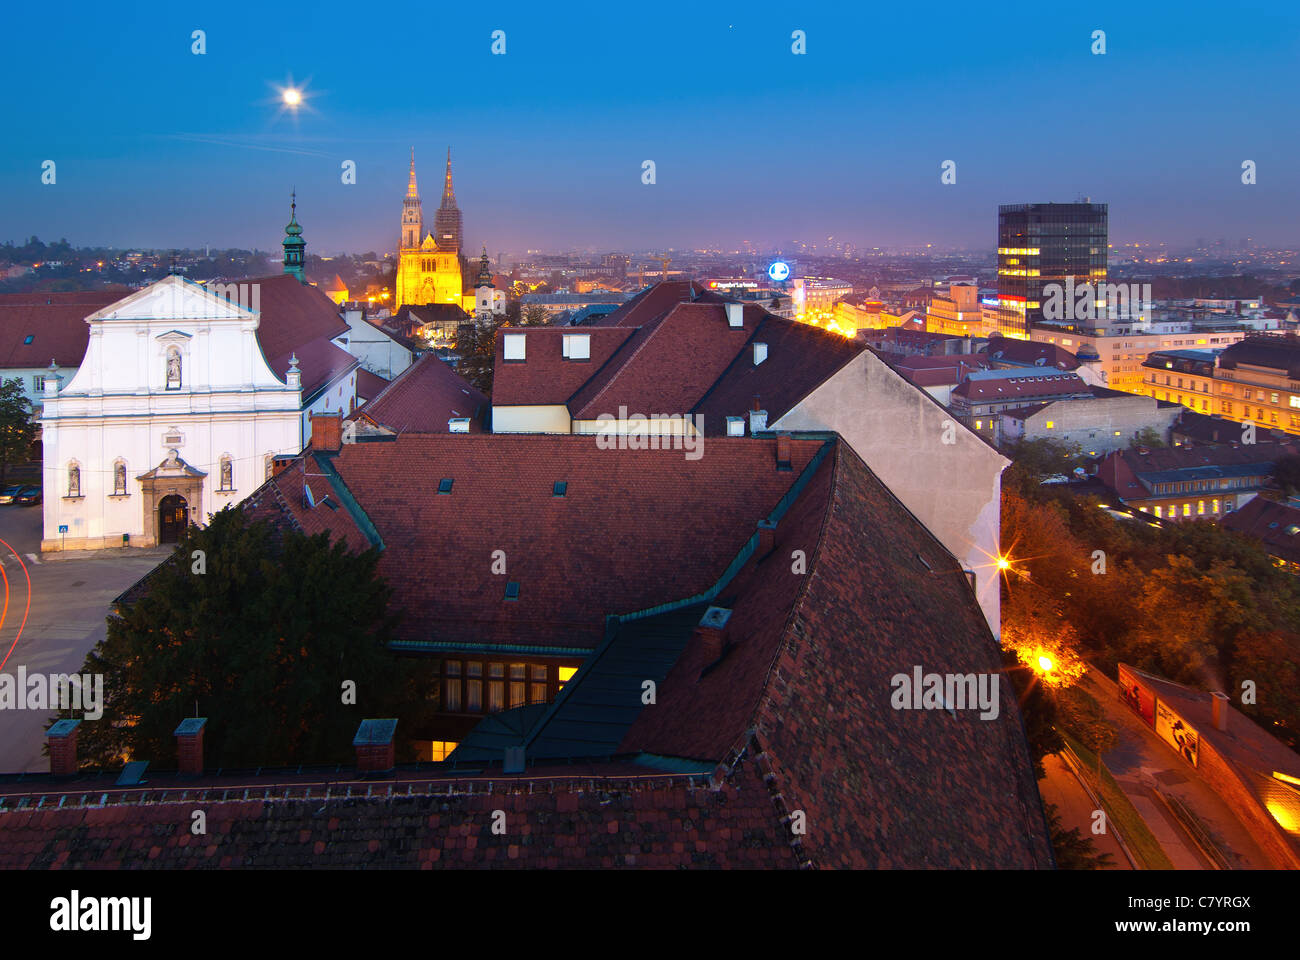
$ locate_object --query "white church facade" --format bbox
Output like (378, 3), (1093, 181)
(40, 277), (307, 550)
(39, 201), (361, 551)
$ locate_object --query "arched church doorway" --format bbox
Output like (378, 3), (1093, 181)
(159, 494), (189, 543)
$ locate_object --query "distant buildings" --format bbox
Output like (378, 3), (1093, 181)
(1138, 336), (1300, 436)
(1097, 440), (1297, 520)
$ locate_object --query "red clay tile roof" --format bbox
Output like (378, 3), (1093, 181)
(980, 338), (1080, 370)
(495, 289), (863, 430)
(619, 442), (1053, 867)
(890, 355), (988, 388)
(569, 303), (764, 419)
(255, 434), (823, 651)
(355, 368), (390, 403)
(0, 761), (798, 869)
(490, 326), (635, 406)
(353, 354), (487, 433)
(1221, 496), (1300, 564)
(590, 280), (707, 327)
(952, 372), (1090, 401)
(691, 310), (864, 433)
(0, 290), (124, 368)
(248, 274), (358, 400)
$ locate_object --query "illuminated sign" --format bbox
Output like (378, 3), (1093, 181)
(768, 261), (790, 282)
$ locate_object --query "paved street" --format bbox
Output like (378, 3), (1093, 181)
(0, 504), (169, 773)
(1038, 753), (1132, 869)
(1083, 667), (1272, 869)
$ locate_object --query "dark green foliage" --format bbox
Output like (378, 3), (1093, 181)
(79, 507), (407, 769)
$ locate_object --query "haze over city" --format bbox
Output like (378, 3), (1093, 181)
(5, 0), (1299, 253)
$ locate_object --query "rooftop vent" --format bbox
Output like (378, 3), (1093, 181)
(726, 417), (745, 437)
(449, 417), (470, 433)
(438, 478), (454, 494)
(750, 408), (768, 432)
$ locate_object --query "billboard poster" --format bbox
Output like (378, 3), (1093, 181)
(1155, 699), (1200, 767)
(1117, 664), (1156, 728)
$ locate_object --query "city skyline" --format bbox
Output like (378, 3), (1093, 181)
(5, 1), (1299, 254)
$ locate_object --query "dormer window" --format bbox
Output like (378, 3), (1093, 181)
(503, 333), (526, 362)
(562, 333), (590, 361)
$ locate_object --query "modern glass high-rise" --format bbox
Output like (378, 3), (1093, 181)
(997, 202), (1107, 335)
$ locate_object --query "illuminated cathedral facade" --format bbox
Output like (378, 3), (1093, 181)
(395, 148), (465, 309)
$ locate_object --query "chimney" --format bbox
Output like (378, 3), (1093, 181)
(725, 303), (744, 328)
(47, 719), (80, 777)
(757, 518), (777, 555)
(353, 718), (398, 775)
(695, 606), (732, 661)
(750, 408), (768, 433)
(776, 434), (792, 471)
(311, 411), (343, 452)
(1211, 691), (1229, 731)
(174, 717), (207, 776)
(753, 342), (768, 365)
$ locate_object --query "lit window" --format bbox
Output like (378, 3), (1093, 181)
(1183, 503), (1191, 517)
(1154, 506), (1163, 517)
(1045, 421), (1055, 429)
(975, 420), (982, 430)
(428, 740), (458, 762)
(557, 665), (578, 690)
(1198, 501), (1205, 515)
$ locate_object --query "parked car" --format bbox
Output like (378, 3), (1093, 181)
(13, 485), (41, 506)
(0, 485), (23, 504)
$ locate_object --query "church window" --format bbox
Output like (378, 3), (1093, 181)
(113, 460), (127, 496)
(165, 347), (182, 390)
(67, 462), (81, 498)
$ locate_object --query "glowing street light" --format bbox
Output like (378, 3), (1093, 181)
(1037, 655), (1054, 674)
(996, 555), (1011, 571)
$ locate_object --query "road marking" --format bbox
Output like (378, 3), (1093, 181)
(24, 553), (39, 565)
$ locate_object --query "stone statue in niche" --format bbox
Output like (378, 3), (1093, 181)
(67, 463), (80, 497)
(166, 348), (181, 388)
(221, 458), (233, 490)
(114, 462), (126, 495)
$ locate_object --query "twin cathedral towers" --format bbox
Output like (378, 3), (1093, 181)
(395, 148), (467, 309)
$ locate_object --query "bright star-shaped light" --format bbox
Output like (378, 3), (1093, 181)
(282, 87), (303, 108)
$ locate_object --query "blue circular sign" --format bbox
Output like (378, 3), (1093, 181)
(768, 260), (790, 282)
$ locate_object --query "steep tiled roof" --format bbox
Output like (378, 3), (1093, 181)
(248, 274), (358, 400)
(952, 371), (1090, 401)
(490, 326), (635, 405)
(691, 310), (864, 434)
(0, 290), (125, 368)
(253, 434), (823, 651)
(353, 354), (487, 433)
(0, 760), (796, 869)
(1221, 496), (1300, 564)
(1219, 336), (1300, 378)
(890, 355), (987, 389)
(590, 280), (706, 327)
(355, 368), (390, 403)
(1098, 440), (1297, 498)
(980, 338), (1080, 370)
(495, 289), (864, 431)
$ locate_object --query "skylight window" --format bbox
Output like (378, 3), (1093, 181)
(23, 335), (33, 345)
(438, 478), (454, 494)
(503, 332), (526, 361)
(553, 481), (567, 497)
(505, 581), (520, 601)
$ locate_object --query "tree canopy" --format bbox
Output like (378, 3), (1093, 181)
(76, 507), (412, 769)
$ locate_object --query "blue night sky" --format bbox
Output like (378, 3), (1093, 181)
(3, 0), (1298, 254)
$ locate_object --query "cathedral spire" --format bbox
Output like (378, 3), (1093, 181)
(441, 147), (456, 207)
(407, 147), (419, 199)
